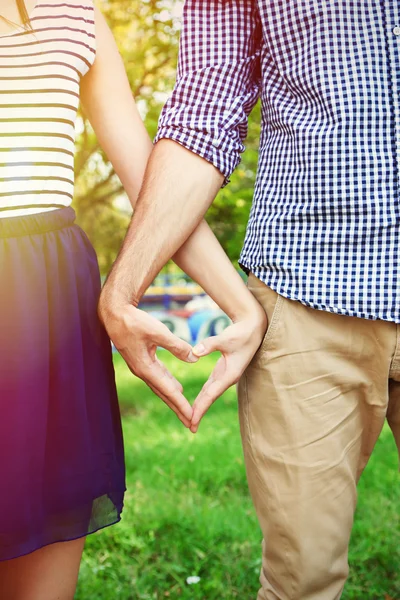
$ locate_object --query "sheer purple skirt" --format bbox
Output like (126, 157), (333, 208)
(0, 207), (125, 561)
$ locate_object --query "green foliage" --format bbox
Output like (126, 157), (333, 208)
(75, 355), (400, 600)
(74, 0), (260, 273)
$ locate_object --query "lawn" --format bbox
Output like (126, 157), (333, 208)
(76, 353), (400, 600)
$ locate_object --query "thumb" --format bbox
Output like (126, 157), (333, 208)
(192, 335), (221, 358)
(160, 329), (199, 363)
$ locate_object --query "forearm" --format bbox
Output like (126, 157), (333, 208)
(102, 140), (224, 306)
(173, 220), (261, 322)
(81, 90), (152, 206)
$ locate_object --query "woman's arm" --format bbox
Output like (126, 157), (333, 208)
(80, 7), (267, 431)
(79, 7), (153, 206)
(173, 219), (267, 432)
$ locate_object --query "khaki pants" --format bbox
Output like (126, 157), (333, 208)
(238, 274), (400, 600)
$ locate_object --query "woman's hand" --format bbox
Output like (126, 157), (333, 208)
(190, 306), (268, 432)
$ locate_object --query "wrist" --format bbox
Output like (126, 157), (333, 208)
(229, 297), (267, 326)
(100, 278), (139, 311)
(98, 284), (139, 331)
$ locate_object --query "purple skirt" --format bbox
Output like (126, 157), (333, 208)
(0, 207), (125, 561)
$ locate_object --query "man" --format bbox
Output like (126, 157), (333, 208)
(99, 1), (400, 598)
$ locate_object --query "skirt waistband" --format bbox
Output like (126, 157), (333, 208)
(0, 207), (76, 239)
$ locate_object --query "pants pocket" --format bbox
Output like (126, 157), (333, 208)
(247, 273), (285, 363)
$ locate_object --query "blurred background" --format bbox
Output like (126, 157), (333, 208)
(74, 1), (400, 598)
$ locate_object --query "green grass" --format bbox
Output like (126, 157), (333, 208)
(75, 354), (400, 600)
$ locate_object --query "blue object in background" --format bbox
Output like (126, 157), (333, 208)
(188, 311), (215, 343)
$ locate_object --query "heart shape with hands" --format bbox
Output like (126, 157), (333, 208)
(100, 304), (267, 433)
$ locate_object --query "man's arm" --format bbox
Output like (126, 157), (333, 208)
(101, 140), (224, 307)
(100, 0), (263, 427)
(99, 141), (226, 427)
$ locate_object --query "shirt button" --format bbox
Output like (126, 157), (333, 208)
(394, 26), (400, 36)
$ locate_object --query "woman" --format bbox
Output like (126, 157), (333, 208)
(0, 0), (152, 597)
(0, 1), (267, 598)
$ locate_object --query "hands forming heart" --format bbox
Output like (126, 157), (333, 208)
(99, 300), (267, 432)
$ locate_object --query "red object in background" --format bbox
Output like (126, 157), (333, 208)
(170, 309), (193, 319)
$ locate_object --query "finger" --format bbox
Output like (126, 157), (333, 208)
(146, 382), (191, 428)
(119, 346), (182, 393)
(192, 334), (224, 358)
(190, 373), (232, 433)
(144, 359), (193, 421)
(155, 356), (184, 394)
(117, 345), (192, 419)
(158, 327), (199, 363)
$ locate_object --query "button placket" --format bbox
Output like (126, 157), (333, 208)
(388, 2), (400, 306)
(387, 5), (400, 198)
(384, 7), (400, 223)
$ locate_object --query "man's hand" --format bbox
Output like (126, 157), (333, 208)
(190, 309), (268, 433)
(99, 297), (198, 428)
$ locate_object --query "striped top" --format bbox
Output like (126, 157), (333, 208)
(0, 0), (96, 218)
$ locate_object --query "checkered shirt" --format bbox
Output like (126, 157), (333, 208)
(155, 0), (400, 322)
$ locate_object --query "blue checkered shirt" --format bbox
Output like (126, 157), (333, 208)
(155, 0), (400, 322)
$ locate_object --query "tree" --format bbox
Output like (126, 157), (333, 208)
(74, 0), (260, 273)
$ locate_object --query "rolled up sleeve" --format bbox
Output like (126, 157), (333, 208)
(154, 0), (261, 185)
